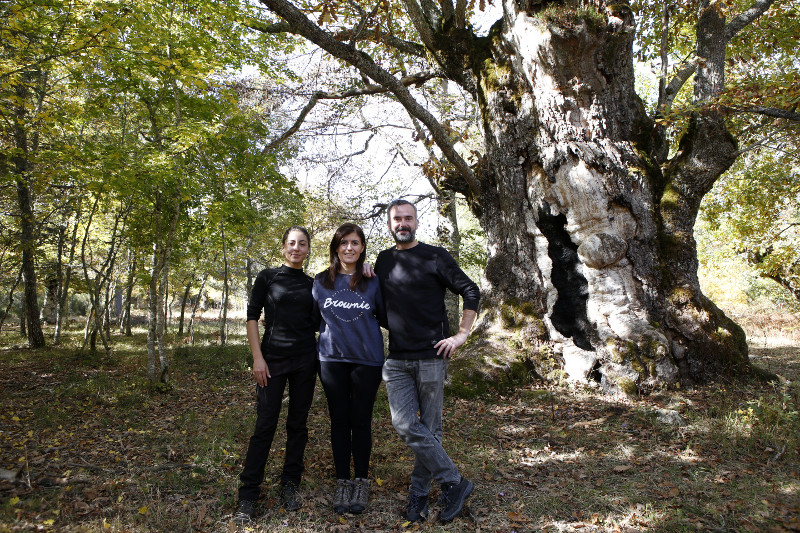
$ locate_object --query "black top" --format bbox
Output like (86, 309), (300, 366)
(375, 242), (480, 360)
(246, 265), (316, 361)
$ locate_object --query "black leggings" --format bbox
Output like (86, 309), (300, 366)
(318, 361), (383, 480)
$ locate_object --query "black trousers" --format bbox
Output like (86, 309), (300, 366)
(238, 354), (317, 502)
(318, 361), (383, 480)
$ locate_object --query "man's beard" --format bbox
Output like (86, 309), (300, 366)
(391, 226), (416, 243)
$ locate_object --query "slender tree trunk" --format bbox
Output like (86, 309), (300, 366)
(119, 249), (136, 336)
(0, 269), (23, 335)
(54, 210), (79, 344)
(158, 263), (169, 381)
(177, 280), (192, 337)
(246, 258), (254, 299)
(82, 304), (94, 351)
(147, 242), (160, 383)
(219, 224), (229, 346)
(39, 272), (58, 324)
(188, 272), (210, 344)
(20, 293), (27, 338)
(16, 178), (45, 348)
(147, 191), (182, 385)
(53, 223), (65, 341)
(12, 75), (45, 348)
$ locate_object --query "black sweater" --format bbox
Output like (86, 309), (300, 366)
(246, 266), (316, 359)
(375, 242), (480, 360)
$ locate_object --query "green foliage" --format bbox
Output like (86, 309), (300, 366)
(699, 149), (800, 306)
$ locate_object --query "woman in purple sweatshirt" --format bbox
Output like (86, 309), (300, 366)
(313, 223), (385, 515)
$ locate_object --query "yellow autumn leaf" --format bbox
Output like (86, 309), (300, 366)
(9, 497), (20, 505)
(375, 477), (383, 486)
(139, 505), (149, 515)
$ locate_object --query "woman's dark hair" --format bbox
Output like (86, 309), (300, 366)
(282, 225), (311, 245)
(325, 223), (366, 291)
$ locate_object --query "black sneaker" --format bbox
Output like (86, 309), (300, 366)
(232, 499), (255, 524)
(439, 476), (474, 523)
(406, 492), (429, 522)
(280, 482), (301, 512)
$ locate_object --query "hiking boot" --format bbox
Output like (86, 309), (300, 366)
(439, 476), (474, 523)
(232, 499), (255, 525)
(280, 482), (301, 512)
(405, 492), (429, 522)
(349, 478), (370, 514)
(333, 479), (353, 514)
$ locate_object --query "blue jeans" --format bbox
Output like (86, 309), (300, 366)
(382, 358), (460, 496)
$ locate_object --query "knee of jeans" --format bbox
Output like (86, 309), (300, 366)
(390, 413), (416, 435)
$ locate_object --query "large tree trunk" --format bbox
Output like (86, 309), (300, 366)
(256, 0), (763, 393)
(464, 1), (746, 393)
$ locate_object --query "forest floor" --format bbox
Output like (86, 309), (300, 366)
(0, 313), (798, 533)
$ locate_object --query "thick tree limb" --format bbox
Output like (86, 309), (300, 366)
(241, 18), (292, 34)
(662, 0), (777, 112)
(728, 105), (800, 123)
(725, 0), (778, 41)
(244, 12), (428, 57)
(257, 0), (480, 194)
(455, 0), (467, 28)
(661, 59), (698, 113)
(261, 71), (445, 152)
(400, 0), (439, 52)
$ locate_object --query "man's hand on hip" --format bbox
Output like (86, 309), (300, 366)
(435, 332), (468, 358)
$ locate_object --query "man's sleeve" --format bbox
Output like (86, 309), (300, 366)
(437, 250), (480, 311)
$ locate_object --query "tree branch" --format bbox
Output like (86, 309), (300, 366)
(661, 0), (777, 112)
(261, 71), (446, 152)
(241, 18), (292, 34)
(726, 105), (800, 123)
(400, 0), (439, 51)
(725, 0), (778, 41)
(257, 0), (480, 194)
(662, 59), (698, 113)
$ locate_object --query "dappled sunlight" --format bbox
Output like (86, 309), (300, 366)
(1, 319), (798, 531)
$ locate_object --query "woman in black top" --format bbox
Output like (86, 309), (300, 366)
(234, 226), (317, 524)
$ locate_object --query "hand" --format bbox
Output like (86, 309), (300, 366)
(434, 332), (468, 358)
(362, 262), (375, 277)
(253, 354), (271, 386)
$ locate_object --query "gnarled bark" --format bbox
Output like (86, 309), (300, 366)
(256, 0), (773, 393)
(464, 2), (748, 392)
